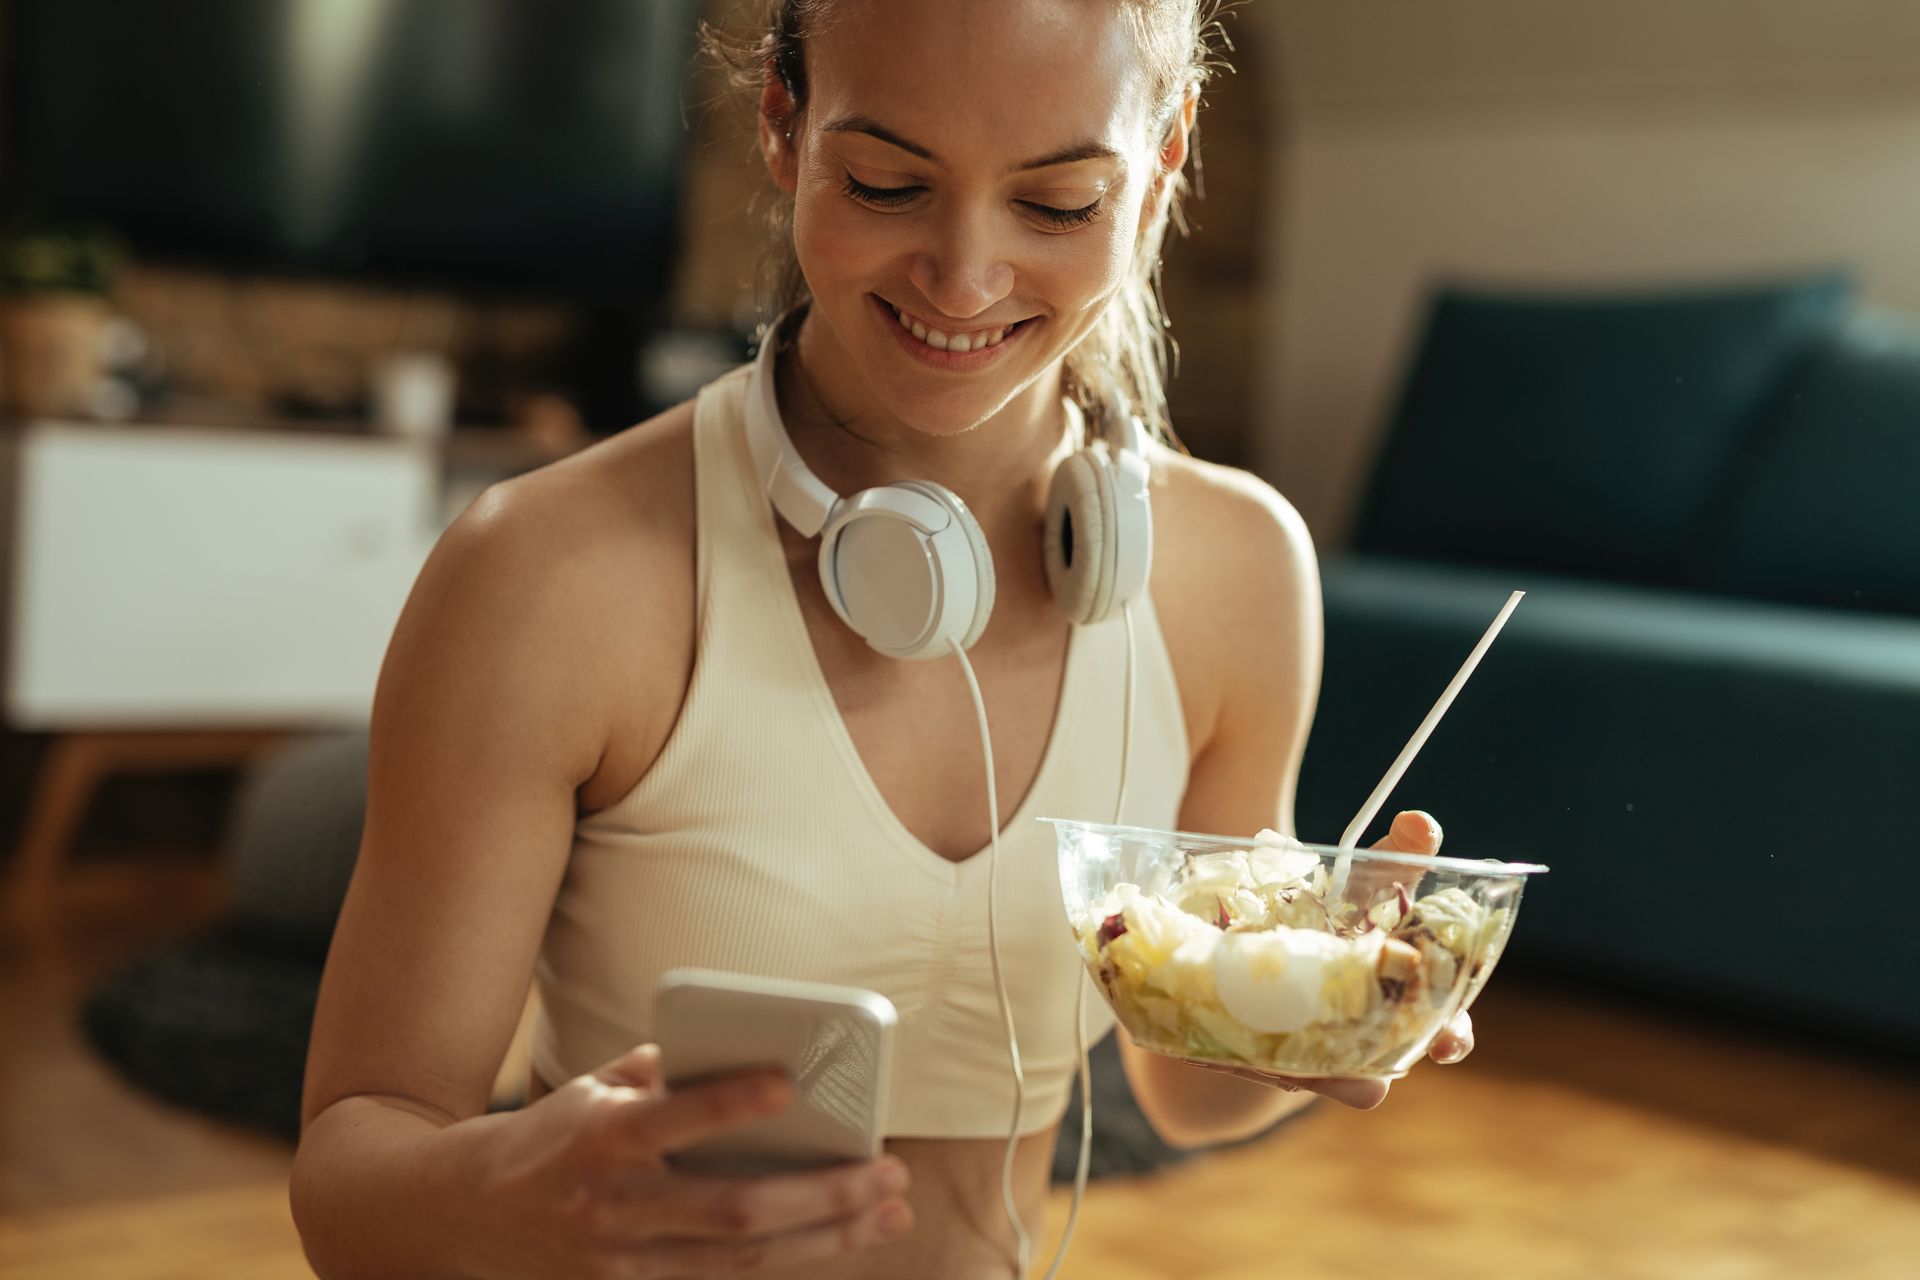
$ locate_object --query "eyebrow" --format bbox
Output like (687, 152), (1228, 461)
(821, 115), (1121, 172)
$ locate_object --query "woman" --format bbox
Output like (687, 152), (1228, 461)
(290, 1), (1474, 1276)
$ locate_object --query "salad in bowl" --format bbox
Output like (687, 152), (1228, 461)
(1050, 819), (1548, 1079)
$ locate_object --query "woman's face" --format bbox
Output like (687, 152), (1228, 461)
(764, 0), (1181, 437)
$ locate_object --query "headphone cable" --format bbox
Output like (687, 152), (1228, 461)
(1042, 600), (1134, 1279)
(954, 597), (1138, 1279)
(951, 641), (1032, 1277)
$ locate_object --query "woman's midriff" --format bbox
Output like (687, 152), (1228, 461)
(524, 1073), (1064, 1278)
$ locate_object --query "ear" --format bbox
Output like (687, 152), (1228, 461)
(1160, 86), (1199, 176)
(1139, 86), (1199, 233)
(757, 66), (801, 196)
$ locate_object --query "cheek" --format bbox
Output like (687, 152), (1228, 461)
(1087, 218), (1137, 295)
(1025, 187), (1143, 311)
(791, 181), (887, 286)
(1028, 220), (1136, 332)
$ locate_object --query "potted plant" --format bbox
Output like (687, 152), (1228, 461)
(0, 224), (126, 419)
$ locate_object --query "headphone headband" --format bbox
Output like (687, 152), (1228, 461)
(744, 312), (841, 536)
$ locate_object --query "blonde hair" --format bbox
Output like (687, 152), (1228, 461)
(698, 0), (1237, 446)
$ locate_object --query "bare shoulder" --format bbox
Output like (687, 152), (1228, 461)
(453, 397), (697, 591)
(1150, 449), (1315, 569)
(1147, 447), (1322, 761)
(441, 397), (700, 804)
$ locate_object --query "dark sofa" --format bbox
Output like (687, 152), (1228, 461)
(1294, 273), (1920, 1052)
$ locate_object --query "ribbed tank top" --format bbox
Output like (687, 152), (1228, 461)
(530, 365), (1190, 1136)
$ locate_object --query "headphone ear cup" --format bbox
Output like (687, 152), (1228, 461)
(960, 505), (997, 650)
(895, 480), (996, 653)
(818, 482), (994, 660)
(1045, 449), (1116, 625)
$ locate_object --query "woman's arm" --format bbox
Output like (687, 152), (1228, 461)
(1114, 464), (1330, 1150)
(1116, 464), (1473, 1149)
(291, 424), (694, 1275)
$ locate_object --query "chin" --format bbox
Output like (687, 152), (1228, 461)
(879, 386), (1005, 438)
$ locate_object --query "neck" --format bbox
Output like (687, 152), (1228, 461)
(776, 305), (1080, 541)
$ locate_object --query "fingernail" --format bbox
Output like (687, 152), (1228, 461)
(881, 1161), (910, 1195)
(878, 1203), (912, 1237)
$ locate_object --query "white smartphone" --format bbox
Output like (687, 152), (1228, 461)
(652, 968), (897, 1175)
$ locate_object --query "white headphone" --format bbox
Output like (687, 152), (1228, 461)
(743, 307), (1154, 658)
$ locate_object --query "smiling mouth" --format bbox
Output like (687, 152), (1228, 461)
(881, 298), (1034, 353)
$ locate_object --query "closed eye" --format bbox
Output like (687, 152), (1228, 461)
(842, 175), (1105, 230)
(1021, 199), (1103, 229)
(843, 175), (923, 207)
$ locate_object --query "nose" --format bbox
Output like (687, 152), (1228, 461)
(906, 205), (1014, 322)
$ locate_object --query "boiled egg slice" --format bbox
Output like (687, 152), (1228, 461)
(1211, 928), (1341, 1033)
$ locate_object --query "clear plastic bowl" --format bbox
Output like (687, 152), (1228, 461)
(1047, 819), (1549, 1080)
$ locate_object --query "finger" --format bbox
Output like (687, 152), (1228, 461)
(630, 1158), (911, 1239)
(1180, 1059), (1300, 1089)
(602, 1070), (793, 1159)
(638, 1200), (913, 1274)
(1429, 1010), (1474, 1065)
(590, 1043), (665, 1092)
(1370, 809), (1442, 855)
(1348, 810), (1443, 906)
(1179, 1060), (1387, 1109)
(1298, 1076), (1391, 1110)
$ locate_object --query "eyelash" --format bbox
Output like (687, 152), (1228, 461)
(841, 175), (1103, 229)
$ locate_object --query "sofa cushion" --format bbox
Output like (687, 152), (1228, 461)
(1695, 311), (1920, 616)
(1351, 273), (1851, 582)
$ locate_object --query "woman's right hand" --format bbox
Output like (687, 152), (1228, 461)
(460, 1043), (914, 1279)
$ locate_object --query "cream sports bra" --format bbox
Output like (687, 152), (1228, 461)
(530, 366), (1189, 1136)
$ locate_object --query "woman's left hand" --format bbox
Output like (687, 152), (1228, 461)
(1179, 809), (1475, 1110)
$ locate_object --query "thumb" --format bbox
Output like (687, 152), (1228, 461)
(1370, 809), (1442, 855)
(1347, 810), (1442, 906)
(589, 1042), (663, 1091)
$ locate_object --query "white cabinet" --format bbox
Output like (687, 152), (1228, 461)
(2, 422), (448, 729)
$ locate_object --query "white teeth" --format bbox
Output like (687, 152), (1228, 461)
(891, 303), (1014, 353)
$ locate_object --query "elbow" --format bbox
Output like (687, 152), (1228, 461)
(1133, 1097), (1242, 1152)
(1146, 1114), (1262, 1153)
(1154, 1120), (1226, 1153)
(289, 1117), (365, 1280)
(289, 1141), (342, 1280)
(1137, 1087), (1320, 1152)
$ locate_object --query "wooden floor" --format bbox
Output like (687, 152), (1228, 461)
(2, 853), (1916, 1279)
